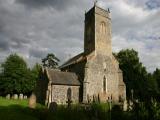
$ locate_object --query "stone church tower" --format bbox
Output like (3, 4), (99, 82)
(37, 4), (126, 105)
(84, 4), (112, 57)
(60, 4), (126, 103)
(82, 5), (126, 102)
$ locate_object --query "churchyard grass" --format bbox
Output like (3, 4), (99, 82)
(0, 97), (111, 120)
(0, 97), (28, 106)
(0, 97), (45, 120)
(0, 97), (135, 120)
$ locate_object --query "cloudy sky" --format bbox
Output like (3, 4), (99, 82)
(0, 0), (160, 72)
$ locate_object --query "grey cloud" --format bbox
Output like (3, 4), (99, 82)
(0, 37), (10, 51)
(29, 48), (47, 58)
(0, 0), (160, 72)
(16, 0), (78, 10)
(10, 37), (31, 49)
(146, 0), (160, 9)
(0, 20), (5, 32)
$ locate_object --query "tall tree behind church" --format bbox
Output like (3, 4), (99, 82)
(42, 53), (60, 69)
(115, 49), (148, 100)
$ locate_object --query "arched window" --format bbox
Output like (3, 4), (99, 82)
(103, 76), (107, 92)
(100, 21), (106, 34)
(67, 88), (72, 100)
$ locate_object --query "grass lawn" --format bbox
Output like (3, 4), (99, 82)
(0, 97), (45, 120)
(0, 97), (116, 120)
(0, 97), (28, 107)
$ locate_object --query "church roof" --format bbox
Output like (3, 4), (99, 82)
(59, 52), (86, 68)
(46, 69), (80, 86)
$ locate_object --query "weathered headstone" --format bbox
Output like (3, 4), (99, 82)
(49, 102), (57, 112)
(128, 100), (133, 110)
(13, 94), (18, 99)
(24, 95), (27, 99)
(29, 93), (36, 108)
(123, 100), (128, 111)
(6, 94), (10, 99)
(19, 93), (23, 100)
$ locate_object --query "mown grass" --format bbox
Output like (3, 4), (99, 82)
(0, 97), (132, 120)
(0, 97), (45, 120)
(0, 97), (28, 106)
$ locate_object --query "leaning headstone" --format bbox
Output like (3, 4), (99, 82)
(19, 93), (23, 100)
(6, 94), (10, 99)
(13, 94), (18, 99)
(29, 93), (36, 108)
(24, 95), (27, 99)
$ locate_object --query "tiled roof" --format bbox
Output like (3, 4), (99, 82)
(59, 52), (86, 68)
(46, 69), (81, 86)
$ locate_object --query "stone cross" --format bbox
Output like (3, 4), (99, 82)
(66, 98), (72, 108)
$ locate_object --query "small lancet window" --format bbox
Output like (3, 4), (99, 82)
(100, 21), (106, 34)
(103, 76), (107, 92)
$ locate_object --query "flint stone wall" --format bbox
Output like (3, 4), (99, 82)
(83, 54), (124, 102)
(61, 61), (86, 102)
(51, 85), (80, 104)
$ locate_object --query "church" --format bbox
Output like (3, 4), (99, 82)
(36, 4), (126, 105)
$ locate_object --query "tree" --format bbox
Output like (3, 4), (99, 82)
(146, 73), (159, 99)
(42, 53), (60, 68)
(115, 49), (148, 100)
(0, 54), (29, 94)
(153, 68), (160, 91)
(0, 54), (38, 95)
(152, 68), (160, 100)
(22, 63), (41, 95)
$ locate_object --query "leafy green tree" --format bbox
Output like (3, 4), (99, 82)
(42, 53), (60, 68)
(146, 73), (159, 99)
(21, 63), (41, 95)
(0, 54), (29, 94)
(115, 49), (148, 100)
(152, 68), (160, 100)
(31, 63), (41, 79)
(153, 68), (160, 91)
(0, 54), (40, 95)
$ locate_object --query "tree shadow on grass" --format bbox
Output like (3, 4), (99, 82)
(0, 104), (130, 120)
(0, 105), (45, 120)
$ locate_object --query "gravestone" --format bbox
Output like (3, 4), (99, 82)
(29, 93), (36, 108)
(66, 98), (72, 108)
(19, 94), (23, 100)
(24, 95), (27, 99)
(123, 100), (128, 111)
(13, 94), (18, 99)
(49, 102), (57, 112)
(128, 100), (133, 110)
(6, 94), (10, 99)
